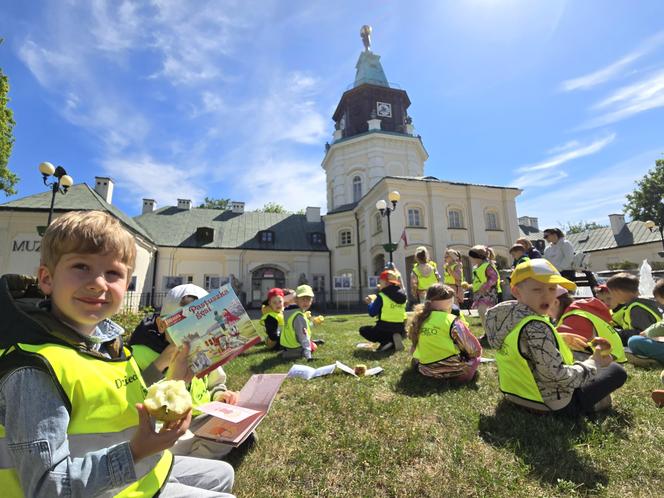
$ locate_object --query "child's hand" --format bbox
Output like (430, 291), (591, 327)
(130, 403), (191, 463)
(166, 343), (194, 383)
(590, 337), (613, 367)
(213, 390), (239, 405)
(559, 333), (590, 352)
(153, 343), (178, 372)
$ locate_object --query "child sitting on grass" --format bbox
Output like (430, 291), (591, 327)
(408, 284), (482, 382)
(259, 287), (296, 349)
(360, 270), (408, 352)
(485, 259), (627, 416)
(280, 285), (323, 360)
(626, 279), (664, 367)
(0, 211), (235, 497)
(607, 272), (662, 347)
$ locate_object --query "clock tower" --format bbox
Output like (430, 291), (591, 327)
(322, 25), (428, 210)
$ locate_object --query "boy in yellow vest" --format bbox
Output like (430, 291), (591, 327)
(606, 272), (663, 347)
(626, 279), (664, 368)
(279, 285), (324, 360)
(0, 211), (235, 497)
(485, 259), (627, 416)
(361, 270), (408, 351)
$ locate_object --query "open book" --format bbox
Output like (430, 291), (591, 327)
(194, 373), (286, 446)
(287, 361), (383, 380)
(162, 284), (261, 377)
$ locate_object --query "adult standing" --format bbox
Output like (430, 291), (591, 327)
(515, 238), (542, 259)
(542, 228), (575, 280)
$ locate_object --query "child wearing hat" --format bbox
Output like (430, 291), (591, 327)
(485, 259), (627, 416)
(361, 270), (408, 351)
(280, 285), (321, 360)
(260, 287), (296, 349)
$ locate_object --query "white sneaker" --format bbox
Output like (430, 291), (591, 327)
(392, 333), (404, 352)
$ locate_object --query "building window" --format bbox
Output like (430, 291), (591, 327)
(258, 230), (274, 243)
(339, 229), (352, 246)
(352, 176), (362, 203)
(163, 276), (188, 290)
(486, 211), (499, 230)
(448, 209), (463, 229)
(374, 213), (382, 233)
(407, 208), (422, 227)
(312, 274), (326, 292)
(311, 232), (325, 245)
(204, 275), (222, 290)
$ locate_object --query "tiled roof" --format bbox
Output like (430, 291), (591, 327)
(326, 202), (359, 215)
(0, 184), (153, 242)
(134, 207), (328, 251)
(518, 221), (662, 252)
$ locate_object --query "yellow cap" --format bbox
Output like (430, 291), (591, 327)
(295, 284), (315, 297)
(510, 259), (577, 291)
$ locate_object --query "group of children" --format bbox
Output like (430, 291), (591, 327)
(2, 209), (663, 497)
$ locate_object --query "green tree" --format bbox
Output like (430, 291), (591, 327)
(560, 220), (607, 234)
(257, 202), (287, 213)
(198, 197), (230, 209)
(624, 158), (664, 246)
(0, 39), (18, 196)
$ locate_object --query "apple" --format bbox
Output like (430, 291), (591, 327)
(144, 380), (192, 421)
(354, 364), (367, 376)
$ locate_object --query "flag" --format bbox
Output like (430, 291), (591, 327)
(399, 228), (408, 248)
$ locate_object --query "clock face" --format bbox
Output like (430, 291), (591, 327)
(376, 101), (392, 118)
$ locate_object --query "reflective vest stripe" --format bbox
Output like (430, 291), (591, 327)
(378, 292), (407, 323)
(413, 263), (438, 290)
(495, 315), (574, 405)
(559, 309), (627, 363)
(281, 310), (310, 349)
(412, 311), (459, 364)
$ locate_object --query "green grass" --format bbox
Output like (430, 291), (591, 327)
(122, 311), (664, 497)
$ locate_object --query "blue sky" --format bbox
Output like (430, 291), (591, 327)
(1, 0), (663, 228)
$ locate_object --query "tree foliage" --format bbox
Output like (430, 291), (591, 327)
(198, 197), (230, 210)
(560, 220), (608, 235)
(258, 202), (287, 213)
(624, 158), (664, 230)
(0, 39), (18, 196)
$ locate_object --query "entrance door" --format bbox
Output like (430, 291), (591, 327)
(260, 279), (276, 301)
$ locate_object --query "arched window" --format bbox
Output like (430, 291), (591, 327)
(407, 207), (422, 227)
(448, 209), (464, 229)
(486, 210), (500, 230)
(352, 176), (362, 202)
(339, 229), (352, 246)
(374, 212), (382, 233)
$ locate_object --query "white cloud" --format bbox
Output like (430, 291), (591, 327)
(560, 31), (664, 92)
(580, 69), (664, 128)
(517, 149), (660, 227)
(513, 170), (568, 189)
(517, 134), (615, 173)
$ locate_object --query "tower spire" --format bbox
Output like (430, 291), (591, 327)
(354, 25), (389, 88)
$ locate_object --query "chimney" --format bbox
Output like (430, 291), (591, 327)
(518, 216), (530, 227)
(142, 199), (156, 214)
(609, 213), (626, 236)
(528, 217), (539, 231)
(305, 206), (321, 223)
(177, 199), (192, 210)
(94, 177), (114, 204)
(231, 201), (245, 214)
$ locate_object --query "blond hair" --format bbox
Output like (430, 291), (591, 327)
(41, 211), (136, 272)
(407, 284), (455, 347)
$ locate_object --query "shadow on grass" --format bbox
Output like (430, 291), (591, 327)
(351, 348), (400, 361)
(477, 399), (632, 491)
(393, 364), (480, 397)
(249, 354), (293, 373)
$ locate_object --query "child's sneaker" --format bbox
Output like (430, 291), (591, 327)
(652, 390), (664, 407)
(378, 342), (394, 352)
(392, 332), (404, 352)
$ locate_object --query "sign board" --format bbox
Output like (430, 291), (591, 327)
(9, 233), (42, 276)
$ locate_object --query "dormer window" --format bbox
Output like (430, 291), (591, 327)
(311, 232), (325, 245)
(258, 230), (275, 244)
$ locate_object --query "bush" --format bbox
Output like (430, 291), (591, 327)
(607, 261), (638, 270)
(112, 307), (154, 339)
(650, 261), (664, 271)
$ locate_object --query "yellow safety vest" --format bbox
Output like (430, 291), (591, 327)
(559, 309), (627, 363)
(612, 301), (661, 330)
(443, 262), (459, 285)
(495, 316), (574, 405)
(472, 261), (502, 294)
(260, 310), (284, 329)
(413, 262), (439, 291)
(130, 344), (211, 413)
(378, 292), (407, 323)
(412, 311), (459, 364)
(0, 342), (173, 497)
(281, 310), (311, 349)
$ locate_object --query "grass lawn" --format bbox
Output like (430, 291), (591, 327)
(120, 311), (664, 497)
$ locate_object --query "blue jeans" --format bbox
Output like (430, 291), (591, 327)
(627, 335), (664, 364)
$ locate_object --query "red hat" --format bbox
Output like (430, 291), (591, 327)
(379, 270), (401, 286)
(267, 288), (284, 301)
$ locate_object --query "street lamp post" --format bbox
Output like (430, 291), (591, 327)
(645, 220), (664, 257)
(39, 162), (74, 227)
(376, 190), (401, 263)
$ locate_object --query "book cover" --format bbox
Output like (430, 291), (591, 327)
(161, 284), (261, 377)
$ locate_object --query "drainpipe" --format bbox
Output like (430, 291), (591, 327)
(150, 248), (159, 308)
(355, 211), (363, 305)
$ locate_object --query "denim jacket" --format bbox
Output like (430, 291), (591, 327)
(0, 319), (140, 497)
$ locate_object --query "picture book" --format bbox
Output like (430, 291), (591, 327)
(162, 283), (261, 377)
(195, 373), (287, 446)
(286, 361), (383, 380)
